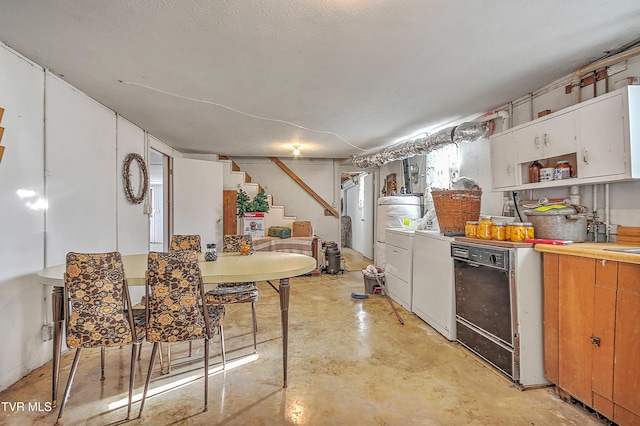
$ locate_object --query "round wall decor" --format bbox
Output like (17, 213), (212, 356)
(123, 153), (149, 204)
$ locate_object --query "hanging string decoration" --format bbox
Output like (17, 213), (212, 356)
(123, 153), (149, 204)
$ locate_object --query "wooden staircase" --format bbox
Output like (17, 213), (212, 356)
(219, 156), (297, 235)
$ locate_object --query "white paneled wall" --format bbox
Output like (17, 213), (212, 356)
(172, 157), (224, 247)
(116, 117), (149, 255)
(0, 43), (150, 391)
(458, 138), (504, 215)
(0, 44), (48, 392)
(44, 75), (118, 266)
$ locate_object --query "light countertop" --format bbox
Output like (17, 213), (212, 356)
(533, 242), (640, 264)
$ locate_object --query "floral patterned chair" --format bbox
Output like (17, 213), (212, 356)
(205, 234), (259, 352)
(138, 251), (226, 416)
(56, 252), (142, 425)
(167, 234), (205, 365)
(170, 234), (202, 252)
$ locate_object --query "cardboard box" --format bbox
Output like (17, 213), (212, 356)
(292, 221), (312, 237)
(242, 212), (265, 238)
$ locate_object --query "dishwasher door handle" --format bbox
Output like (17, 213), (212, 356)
(457, 260), (480, 268)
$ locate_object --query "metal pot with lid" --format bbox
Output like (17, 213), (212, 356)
(523, 205), (588, 242)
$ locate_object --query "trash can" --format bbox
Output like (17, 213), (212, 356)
(362, 267), (385, 294)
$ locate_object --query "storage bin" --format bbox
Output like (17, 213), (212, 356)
(268, 226), (291, 238)
(362, 267), (384, 294)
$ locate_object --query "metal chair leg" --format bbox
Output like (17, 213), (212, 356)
(204, 338), (210, 412)
(251, 302), (258, 352)
(100, 347), (106, 380)
(167, 343), (172, 373)
(55, 348), (83, 425)
(220, 325), (226, 369)
(189, 341), (193, 357)
(138, 342), (159, 418)
(158, 343), (164, 373)
(127, 344), (138, 419)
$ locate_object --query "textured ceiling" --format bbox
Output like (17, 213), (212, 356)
(1, 0), (640, 159)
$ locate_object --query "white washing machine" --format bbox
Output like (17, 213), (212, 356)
(411, 230), (456, 340)
(384, 228), (415, 312)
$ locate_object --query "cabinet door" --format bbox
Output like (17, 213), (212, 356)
(592, 260), (617, 420)
(515, 112), (577, 164)
(577, 94), (626, 179)
(559, 255), (595, 405)
(543, 253), (560, 383)
(540, 111), (578, 159)
(613, 263), (640, 419)
(490, 131), (516, 189)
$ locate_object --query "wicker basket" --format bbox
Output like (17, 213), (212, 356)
(431, 188), (482, 233)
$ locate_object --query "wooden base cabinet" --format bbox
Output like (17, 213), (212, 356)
(543, 254), (640, 425)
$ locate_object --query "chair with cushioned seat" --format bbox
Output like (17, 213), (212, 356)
(205, 234), (259, 352)
(166, 234), (203, 367)
(170, 234), (202, 253)
(138, 251), (226, 416)
(55, 252), (142, 425)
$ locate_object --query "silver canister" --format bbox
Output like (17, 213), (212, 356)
(523, 205), (587, 242)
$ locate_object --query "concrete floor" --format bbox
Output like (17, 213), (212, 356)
(0, 249), (608, 426)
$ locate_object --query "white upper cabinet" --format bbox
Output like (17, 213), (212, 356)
(490, 131), (516, 189)
(490, 86), (640, 191)
(514, 111), (577, 164)
(577, 92), (626, 179)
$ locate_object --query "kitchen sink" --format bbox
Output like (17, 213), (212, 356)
(603, 247), (640, 254)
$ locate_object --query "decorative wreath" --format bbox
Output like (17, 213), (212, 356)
(123, 153), (149, 204)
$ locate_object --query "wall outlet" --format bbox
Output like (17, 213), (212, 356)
(41, 324), (53, 342)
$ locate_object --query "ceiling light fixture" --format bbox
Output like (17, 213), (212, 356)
(292, 145), (301, 156)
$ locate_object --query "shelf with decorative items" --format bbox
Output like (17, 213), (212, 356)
(517, 153), (579, 188)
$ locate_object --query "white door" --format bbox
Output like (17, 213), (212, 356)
(360, 172), (375, 260)
(149, 184), (164, 243)
(172, 158), (224, 248)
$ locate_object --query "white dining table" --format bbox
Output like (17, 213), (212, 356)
(38, 251), (317, 406)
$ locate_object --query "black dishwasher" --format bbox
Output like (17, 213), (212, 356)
(451, 241), (519, 381)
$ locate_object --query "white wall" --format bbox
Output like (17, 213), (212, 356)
(0, 45), (48, 391)
(44, 75), (119, 265)
(116, 117), (150, 255)
(0, 43), (150, 391)
(458, 138), (504, 216)
(233, 157), (341, 244)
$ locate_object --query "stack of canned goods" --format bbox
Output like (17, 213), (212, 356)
(507, 222), (535, 242)
(465, 216), (535, 242)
